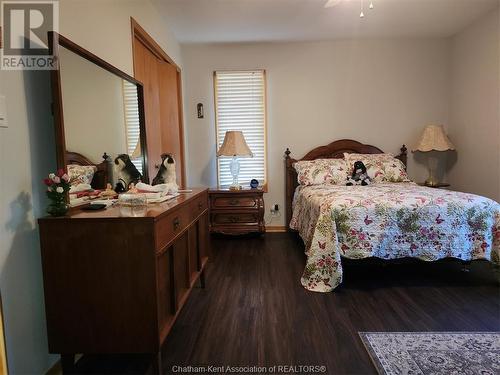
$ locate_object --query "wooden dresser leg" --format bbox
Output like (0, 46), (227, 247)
(60, 354), (75, 374)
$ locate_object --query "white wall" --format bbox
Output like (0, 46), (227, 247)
(0, 1), (181, 373)
(182, 39), (450, 226)
(447, 8), (500, 202)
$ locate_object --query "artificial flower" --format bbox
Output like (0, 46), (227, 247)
(56, 187), (64, 193)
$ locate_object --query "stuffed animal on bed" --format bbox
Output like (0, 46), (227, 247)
(346, 160), (371, 186)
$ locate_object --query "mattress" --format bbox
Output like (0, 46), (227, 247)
(290, 183), (500, 292)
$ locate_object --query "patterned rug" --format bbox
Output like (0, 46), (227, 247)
(359, 332), (500, 375)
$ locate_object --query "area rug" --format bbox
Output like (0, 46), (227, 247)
(359, 332), (500, 375)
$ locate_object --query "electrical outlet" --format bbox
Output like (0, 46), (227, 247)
(270, 204), (280, 215)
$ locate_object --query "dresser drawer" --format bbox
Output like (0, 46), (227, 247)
(189, 191), (208, 222)
(211, 195), (259, 209)
(212, 212), (260, 225)
(155, 208), (190, 251)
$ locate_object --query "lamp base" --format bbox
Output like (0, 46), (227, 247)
(425, 154), (440, 187)
(229, 156), (241, 191)
(424, 179), (439, 187)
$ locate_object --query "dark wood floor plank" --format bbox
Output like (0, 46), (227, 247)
(75, 233), (499, 374)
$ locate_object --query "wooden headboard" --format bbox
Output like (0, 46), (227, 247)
(284, 139), (407, 230)
(66, 151), (110, 189)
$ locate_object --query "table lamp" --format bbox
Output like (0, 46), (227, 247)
(217, 131), (253, 190)
(413, 124), (455, 187)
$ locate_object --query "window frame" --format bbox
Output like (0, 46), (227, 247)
(213, 69), (268, 191)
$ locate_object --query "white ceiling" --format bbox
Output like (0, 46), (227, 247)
(153, 0), (499, 44)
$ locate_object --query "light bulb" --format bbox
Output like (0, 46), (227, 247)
(360, 10), (364, 17)
(369, 1), (374, 9)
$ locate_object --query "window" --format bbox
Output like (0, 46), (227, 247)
(214, 70), (267, 188)
(122, 80), (142, 174)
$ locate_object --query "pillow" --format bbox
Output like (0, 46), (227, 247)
(294, 159), (348, 186)
(67, 164), (97, 186)
(343, 153), (411, 183)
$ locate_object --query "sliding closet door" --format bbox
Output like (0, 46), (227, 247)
(132, 20), (186, 187)
(159, 61), (184, 185)
(133, 39), (162, 181)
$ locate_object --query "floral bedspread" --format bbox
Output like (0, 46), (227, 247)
(290, 183), (500, 292)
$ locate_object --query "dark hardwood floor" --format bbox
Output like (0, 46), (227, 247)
(75, 233), (500, 374)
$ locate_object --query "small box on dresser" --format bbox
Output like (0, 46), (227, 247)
(209, 188), (265, 235)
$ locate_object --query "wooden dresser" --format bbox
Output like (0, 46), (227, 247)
(209, 188), (265, 235)
(38, 188), (209, 373)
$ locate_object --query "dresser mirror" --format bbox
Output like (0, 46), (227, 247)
(49, 32), (148, 197)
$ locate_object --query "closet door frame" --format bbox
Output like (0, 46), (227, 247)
(130, 17), (186, 187)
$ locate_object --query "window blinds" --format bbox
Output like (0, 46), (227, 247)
(214, 70), (267, 187)
(122, 80), (142, 174)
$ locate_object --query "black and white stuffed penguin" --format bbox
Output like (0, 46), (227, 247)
(152, 153), (179, 193)
(114, 154), (142, 193)
(346, 161), (371, 186)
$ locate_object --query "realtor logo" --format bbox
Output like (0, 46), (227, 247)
(1, 0), (59, 70)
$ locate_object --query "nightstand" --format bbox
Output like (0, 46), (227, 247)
(209, 188), (265, 235)
(417, 182), (450, 189)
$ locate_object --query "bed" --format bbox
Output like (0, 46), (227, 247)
(284, 139), (500, 292)
(66, 151), (110, 190)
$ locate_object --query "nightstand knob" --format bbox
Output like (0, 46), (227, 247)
(229, 216), (238, 223)
(229, 199), (239, 206)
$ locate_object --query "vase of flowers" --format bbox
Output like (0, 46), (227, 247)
(43, 169), (70, 217)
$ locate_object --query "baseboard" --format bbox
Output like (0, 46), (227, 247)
(46, 358), (61, 375)
(265, 225), (287, 233)
(46, 355), (82, 375)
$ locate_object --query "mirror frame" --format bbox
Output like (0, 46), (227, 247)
(48, 31), (149, 187)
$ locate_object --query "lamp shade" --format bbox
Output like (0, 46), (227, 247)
(413, 125), (456, 152)
(217, 131), (253, 157)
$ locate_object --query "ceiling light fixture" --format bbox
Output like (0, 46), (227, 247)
(324, 0), (375, 19)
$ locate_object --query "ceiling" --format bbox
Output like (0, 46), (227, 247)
(153, 0), (499, 44)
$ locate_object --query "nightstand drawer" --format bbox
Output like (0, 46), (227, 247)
(211, 195), (259, 209)
(212, 212), (260, 225)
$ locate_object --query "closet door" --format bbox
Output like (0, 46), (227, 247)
(133, 39), (162, 181)
(159, 61), (184, 185)
(132, 21), (186, 187)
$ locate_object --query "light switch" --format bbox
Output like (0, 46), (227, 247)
(0, 95), (7, 128)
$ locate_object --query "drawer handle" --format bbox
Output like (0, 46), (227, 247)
(198, 202), (203, 210)
(173, 217), (180, 230)
(228, 216), (238, 223)
(229, 199), (239, 206)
